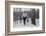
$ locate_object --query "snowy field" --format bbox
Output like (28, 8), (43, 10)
(13, 18), (39, 28)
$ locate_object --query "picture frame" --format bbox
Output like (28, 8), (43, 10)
(5, 1), (45, 36)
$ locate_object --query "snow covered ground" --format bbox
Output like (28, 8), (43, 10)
(13, 18), (39, 28)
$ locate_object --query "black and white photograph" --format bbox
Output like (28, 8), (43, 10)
(10, 5), (43, 32)
(13, 8), (39, 28)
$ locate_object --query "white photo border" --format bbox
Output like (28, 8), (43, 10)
(10, 5), (42, 32)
